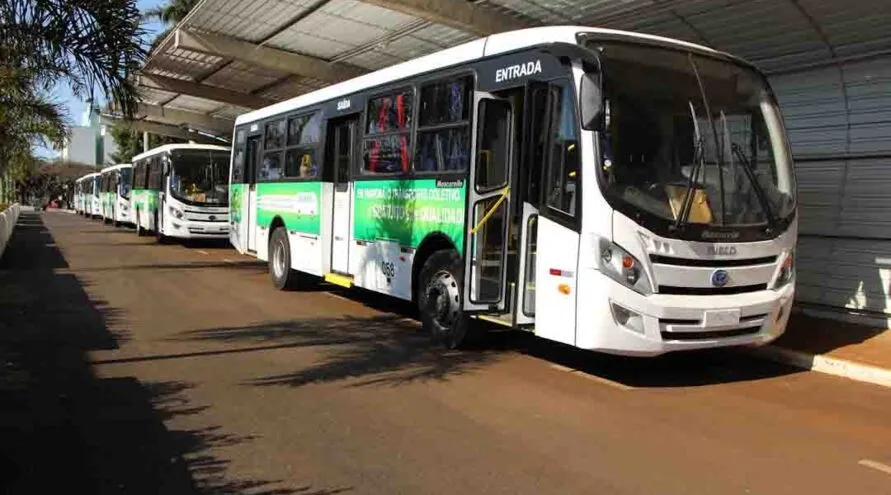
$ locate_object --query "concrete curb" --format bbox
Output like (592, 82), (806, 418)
(748, 345), (891, 389)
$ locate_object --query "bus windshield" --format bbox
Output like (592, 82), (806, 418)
(591, 41), (796, 233)
(169, 150), (229, 206)
(119, 168), (132, 199)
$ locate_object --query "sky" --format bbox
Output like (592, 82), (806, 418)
(34, 0), (167, 159)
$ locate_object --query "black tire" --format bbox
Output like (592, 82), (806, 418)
(268, 227), (297, 290)
(416, 249), (477, 349)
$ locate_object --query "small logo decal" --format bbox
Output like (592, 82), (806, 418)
(209, 215), (216, 221)
(711, 269), (729, 287)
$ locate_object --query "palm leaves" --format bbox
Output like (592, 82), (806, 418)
(0, 0), (146, 180)
(141, 0), (199, 25)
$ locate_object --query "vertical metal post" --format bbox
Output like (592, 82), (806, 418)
(143, 131), (149, 152)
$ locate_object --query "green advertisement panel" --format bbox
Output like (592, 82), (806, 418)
(256, 182), (322, 235)
(353, 179), (466, 250)
(229, 183), (245, 224)
(131, 189), (159, 214)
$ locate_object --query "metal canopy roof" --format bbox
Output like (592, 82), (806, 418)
(135, 0), (891, 139)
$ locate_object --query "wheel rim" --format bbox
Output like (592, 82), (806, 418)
(272, 239), (286, 278)
(425, 270), (460, 330)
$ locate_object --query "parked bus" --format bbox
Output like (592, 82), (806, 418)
(74, 176), (86, 215)
(130, 144), (230, 241)
(229, 26), (797, 356)
(99, 164), (133, 226)
(83, 172), (102, 218)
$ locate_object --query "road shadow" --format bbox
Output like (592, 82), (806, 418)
(0, 212), (310, 494)
(242, 277), (800, 388)
(485, 331), (804, 388)
(0, 212), (69, 270)
(72, 260), (267, 273)
(178, 314), (499, 388)
(180, 238), (234, 250)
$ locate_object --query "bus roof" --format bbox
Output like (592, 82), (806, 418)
(131, 143), (231, 163)
(236, 26), (733, 126)
(100, 163), (132, 173)
(81, 172), (100, 180)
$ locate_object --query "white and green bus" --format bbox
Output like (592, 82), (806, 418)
(74, 175), (87, 215)
(230, 26), (797, 356)
(81, 172), (102, 219)
(99, 163), (133, 227)
(130, 144), (231, 241)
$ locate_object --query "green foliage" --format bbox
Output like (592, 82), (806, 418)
(12, 158), (95, 206)
(0, 0), (146, 181)
(141, 0), (198, 25)
(1, 0), (147, 116)
(108, 123), (183, 163)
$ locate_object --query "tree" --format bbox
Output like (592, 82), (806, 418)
(108, 0), (199, 161)
(14, 159), (95, 207)
(142, 0), (199, 51)
(108, 123), (181, 163)
(0, 0), (146, 178)
(142, 0), (199, 25)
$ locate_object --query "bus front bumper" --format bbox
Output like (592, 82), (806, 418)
(166, 219), (229, 239)
(576, 272), (794, 357)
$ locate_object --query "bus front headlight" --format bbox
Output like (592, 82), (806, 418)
(774, 250), (794, 289)
(169, 206), (183, 219)
(597, 238), (653, 295)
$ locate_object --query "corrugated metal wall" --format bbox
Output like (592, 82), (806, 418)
(772, 57), (891, 317)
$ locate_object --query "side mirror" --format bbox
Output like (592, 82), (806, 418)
(579, 72), (603, 131)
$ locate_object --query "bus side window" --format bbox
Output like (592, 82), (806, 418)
(543, 80), (580, 219)
(475, 99), (511, 192)
(415, 75), (472, 173)
(362, 90), (413, 175)
(232, 129), (246, 183)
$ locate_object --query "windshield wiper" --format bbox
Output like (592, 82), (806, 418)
(730, 142), (777, 232)
(688, 54), (726, 226)
(675, 101), (705, 231)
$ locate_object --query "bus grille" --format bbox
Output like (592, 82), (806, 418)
(657, 284), (767, 295)
(650, 254), (776, 267)
(660, 326), (761, 341)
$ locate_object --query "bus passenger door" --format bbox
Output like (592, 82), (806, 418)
(512, 82), (548, 327)
(245, 135), (261, 252)
(463, 94), (514, 313)
(328, 116), (358, 274)
(531, 79), (581, 346)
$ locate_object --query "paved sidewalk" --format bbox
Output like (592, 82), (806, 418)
(754, 311), (891, 388)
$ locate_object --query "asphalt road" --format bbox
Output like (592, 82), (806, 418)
(1, 210), (889, 494)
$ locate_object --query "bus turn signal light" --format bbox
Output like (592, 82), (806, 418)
(558, 284), (571, 295)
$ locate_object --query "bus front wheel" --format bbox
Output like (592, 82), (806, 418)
(269, 227), (297, 290)
(417, 249), (477, 349)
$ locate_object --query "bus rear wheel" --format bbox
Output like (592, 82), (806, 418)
(417, 249), (476, 349)
(269, 227), (298, 290)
